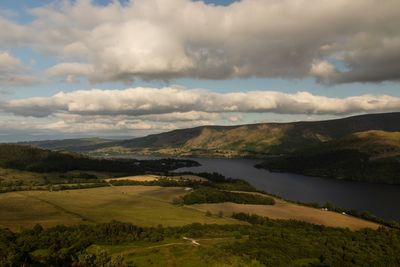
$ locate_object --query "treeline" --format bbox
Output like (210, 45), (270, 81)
(2, 217), (400, 266)
(257, 149), (400, 184)
(0, 144), (198, 174)
(179, 187), (275, 205)
(109, 178), (197, 188)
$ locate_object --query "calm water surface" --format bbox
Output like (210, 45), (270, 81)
(131, 156), (400, 221)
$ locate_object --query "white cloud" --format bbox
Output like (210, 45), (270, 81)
(1, 0), (399, 84)
(0, 51), (40, 88)
(3, 87), (400, 118)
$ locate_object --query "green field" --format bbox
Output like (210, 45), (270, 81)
(96, 237), (262, 267)
(0, 183), (381, 231)
(0, 186), (239, 231)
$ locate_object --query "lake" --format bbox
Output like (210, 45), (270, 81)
(131, 155), (400, 222)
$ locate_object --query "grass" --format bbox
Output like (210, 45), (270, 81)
(105, 175), (160, 182)
(0, 186), (239, 231)
(0, 191), (82, 230)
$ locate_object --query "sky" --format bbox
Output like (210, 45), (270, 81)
(0, 0), (399, 141)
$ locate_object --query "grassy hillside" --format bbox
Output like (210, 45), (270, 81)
(257, 130), (400, 184)
(0, 186), (239, 230)
(29, 112), (400, 157)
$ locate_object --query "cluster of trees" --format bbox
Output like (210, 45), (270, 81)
(0, 144), (198, 175)
(257, 148), (400, 184)
(177, 172), (257, 191)
(180, 187), (275, 205)
(1, 216), (400, 266)
(231, 213), (400, 267)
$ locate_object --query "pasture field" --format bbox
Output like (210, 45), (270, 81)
(0, 186), (239, 231)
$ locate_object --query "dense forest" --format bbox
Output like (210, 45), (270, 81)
(230, 213), (400, 267)
(1, 215), (400, 266)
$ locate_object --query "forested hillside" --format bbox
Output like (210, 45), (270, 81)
(256, 130), (400, 184)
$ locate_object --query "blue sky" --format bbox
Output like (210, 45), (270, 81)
(0, 0), (399, 141)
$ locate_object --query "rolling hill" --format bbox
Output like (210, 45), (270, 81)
(27, 112), (400, 158)
(256, 130), (400, 184)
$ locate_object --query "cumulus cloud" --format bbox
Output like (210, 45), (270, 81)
(3, 87), (400, 118)
(46, 63), (95, 83)
(310, 60), (337, 84)
(1, 0), (399, 84)
(0, 51), (40, 88)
